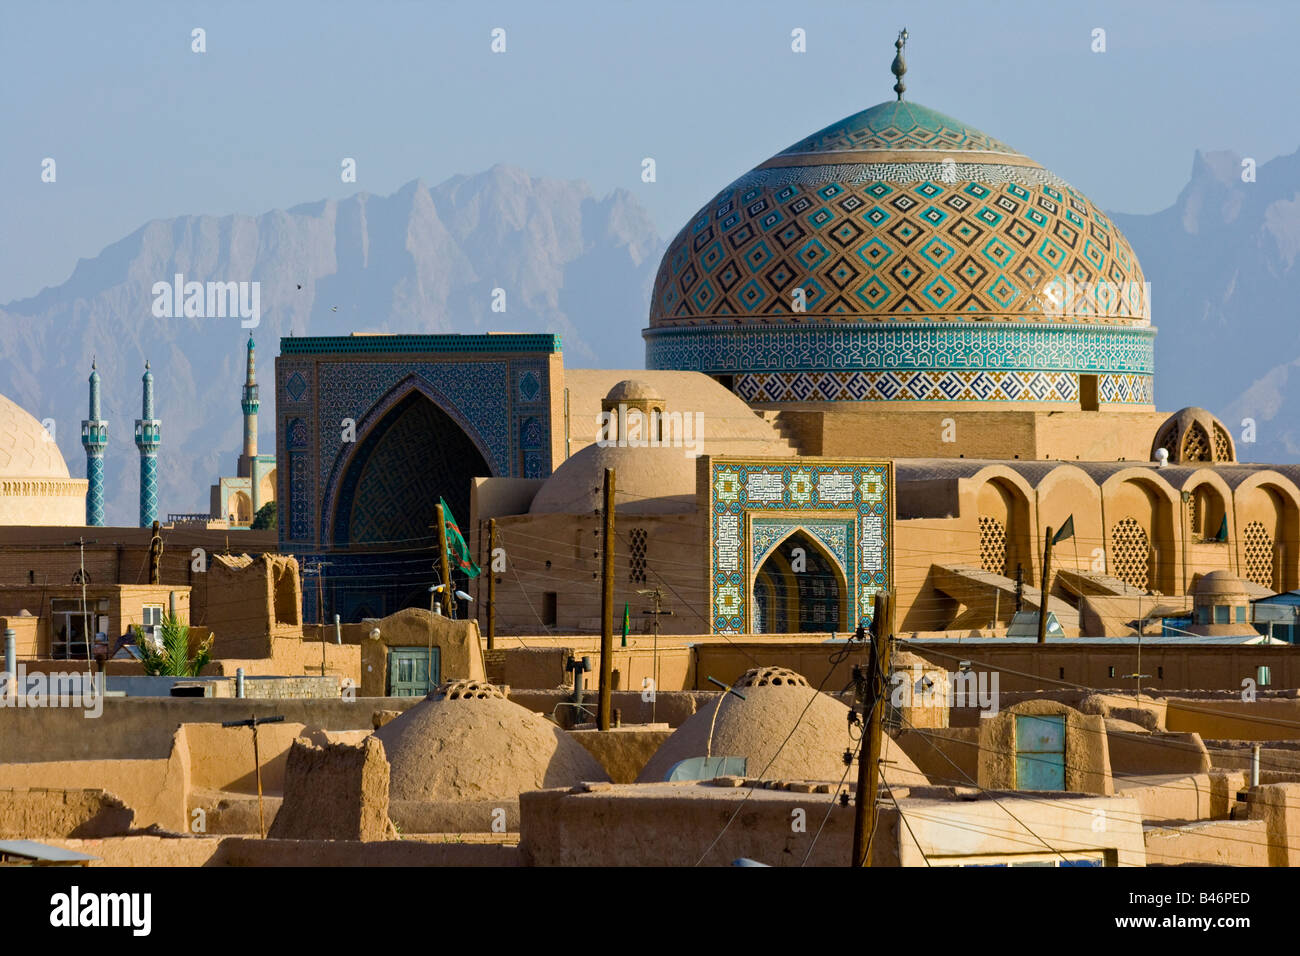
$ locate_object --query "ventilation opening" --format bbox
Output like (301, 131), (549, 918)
(542, 592), (557, 628)
(978, 516), (1008, 576)
(1079, 374), (1099, 411)
(713, 374), (735, 393)
(1111, 517), (1151, 591)
(629, 527), (647, 585)
(1244, 521), (1276, 590)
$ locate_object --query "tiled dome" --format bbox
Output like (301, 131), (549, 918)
(645, 98), (1154, 407)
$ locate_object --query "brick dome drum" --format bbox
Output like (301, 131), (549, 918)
(644, 100), (1154, 407)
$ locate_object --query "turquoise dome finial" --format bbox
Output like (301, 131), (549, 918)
(891, 28), (908, 101)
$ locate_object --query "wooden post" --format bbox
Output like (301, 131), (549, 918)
(597, 468), (616, 731)
(252, 717), (265, 838)
(435, 502), (453, 618)
(1038, 527), (1053, 644)
(148, 520), (162, 585)
(853, 590), (892, 867)
(487, 518), (497, 651)
(221, 714), (284, 839)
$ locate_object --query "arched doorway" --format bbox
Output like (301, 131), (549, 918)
(230, 491), (252, 525)
(330, 391), (492, 618)
(752, 530), (846, 633)
(333, 391), (490, 549)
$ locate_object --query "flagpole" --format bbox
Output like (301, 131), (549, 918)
(436, 502), (452, 618)
(1038, 526), (1053, 645)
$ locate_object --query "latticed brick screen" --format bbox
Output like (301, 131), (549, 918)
(1182, 423), (1210, 462)
(1110, 516), (1150, 590)
(979, 515), (1007, 576)
(628, 527), (648, 585)
(1243, 520), (1275, 590)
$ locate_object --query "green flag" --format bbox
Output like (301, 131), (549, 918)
(439, 497), (480, 578)
(1216, 514), (1228, 542)
(1052, 515), (1075, 545)
(621, 602), (630, 647)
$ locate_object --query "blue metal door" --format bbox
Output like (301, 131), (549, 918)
(1015, 714), (1066, 790)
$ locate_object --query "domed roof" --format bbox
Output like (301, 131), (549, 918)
(649, 99), (1146, 331)
(0, 393), (70, 479)
(636, 666), (928, 786)
(775, 100), (1023, 161)
(1192, 570), (1252, 597)
(604, 379), (662, 403)
(1152, 407), (1236, 464)
(373, 680), (609, 803)
(529, 443), (697, 515)
(644, 86), (1154, 408)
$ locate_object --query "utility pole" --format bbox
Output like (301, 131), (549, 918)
(1037, 528), (1054, 645)
(638, 586), (673, 723)
(487, 518), (497, 651)
(435, 503), (453, 618)
(303, 561), (332, 672)
(853, 589), (893, 867)
(597, 468), (616, 731)
(1015, 563), (1024, 613)
(65, 536), (98, 669)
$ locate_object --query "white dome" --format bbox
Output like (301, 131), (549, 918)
(0, 393), (70, 479)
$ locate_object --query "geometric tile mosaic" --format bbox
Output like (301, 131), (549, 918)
(651, 174), (1147, 327)
(709, 458), (891, 635)
(644, 98), (1152, 407)
(731, 369), (1154, 405)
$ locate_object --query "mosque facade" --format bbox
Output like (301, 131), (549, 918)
(272, 44), (1300, 636)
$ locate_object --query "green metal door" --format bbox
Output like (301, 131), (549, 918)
(387, 647), (440, 696)
(1015, 714), (1066, 791)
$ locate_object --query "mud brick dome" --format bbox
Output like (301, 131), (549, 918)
(644, 100), (1154, 407)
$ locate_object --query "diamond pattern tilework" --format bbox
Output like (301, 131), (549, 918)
(651, 153), (1148, 332)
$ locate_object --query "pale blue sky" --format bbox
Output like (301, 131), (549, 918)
(2, 0), (1296, 303)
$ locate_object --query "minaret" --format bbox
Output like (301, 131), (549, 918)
(240, 334), (261, 515)
(80, 359), (108, 526)
(134, 361), (161, 528)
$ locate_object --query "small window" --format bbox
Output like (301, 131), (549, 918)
(1079, 374), (1099, 411)
(1236, 606), (1247, 623)
(1215, 605), (1230, 624)
(542, 592), (557, 627)
(1107, 666), (1115, 679)
(142, 604), (165, 633)
(1058, 667), (1065, 680)
(1157, 666), (1164, 679)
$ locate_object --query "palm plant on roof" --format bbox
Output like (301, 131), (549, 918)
(136, 613), (213, 677)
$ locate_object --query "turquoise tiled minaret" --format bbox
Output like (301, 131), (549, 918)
(80, 359), (108, 526)
(241, 335), (261, 514)
(134, 361), (161, 527)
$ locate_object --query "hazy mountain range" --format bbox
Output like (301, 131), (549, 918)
(1112, 146), (1300, 463)
(0, 166), (664, 525)
(3, 147), (1300, 525)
